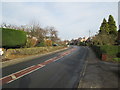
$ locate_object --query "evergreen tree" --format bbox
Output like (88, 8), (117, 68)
(99, 18), (109, 33)
(108, 15), (117, 35)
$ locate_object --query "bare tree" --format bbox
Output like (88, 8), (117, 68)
(28, 20), (47, 42)
(47, 26), (59, 42)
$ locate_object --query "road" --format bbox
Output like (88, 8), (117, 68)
(2, 46), (89, 88)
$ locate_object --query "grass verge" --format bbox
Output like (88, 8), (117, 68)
(3, 46), (66, 60)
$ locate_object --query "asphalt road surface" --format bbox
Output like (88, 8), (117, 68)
(2, 46), (89, 88)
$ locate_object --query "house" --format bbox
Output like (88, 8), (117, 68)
(80, 37), (88, 42)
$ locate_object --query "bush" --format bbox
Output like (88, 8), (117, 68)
(45, 40), (52, 46)
(92, 32), (117, 45)
(25, 37), (38, 48)
(1, 28), (27, 48)
(36, 42), (46, 47)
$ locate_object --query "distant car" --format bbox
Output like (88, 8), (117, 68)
(52, 44), (58, 46)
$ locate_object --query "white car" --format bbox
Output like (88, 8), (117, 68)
(0, 48), (3, 55)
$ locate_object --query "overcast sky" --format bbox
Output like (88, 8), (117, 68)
(1, 2), (118, 40)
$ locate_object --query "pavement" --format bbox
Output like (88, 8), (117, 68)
(78, 47), (120, 88)
(1, 46), (89, 88)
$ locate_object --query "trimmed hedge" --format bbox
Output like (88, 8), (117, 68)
(100, 45), (119, 56)
(91, 45), (102, 58)
(91, 45), (120, 60)
(1, 28), (27, 48)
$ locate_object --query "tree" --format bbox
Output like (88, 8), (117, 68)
(47, 26), (59, 42)
(99, 18), (109, 34)
(92, 32), (116, 45)
(108, 15), (117, 35)
(28, 21), (45, 42)
(92, 15), (117, 45)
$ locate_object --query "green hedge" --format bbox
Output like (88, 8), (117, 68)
(100, 45), (119, 56)
(91, 45), (102, 58)
(1, 28), (27, 48)
(91, 45), (120, 60)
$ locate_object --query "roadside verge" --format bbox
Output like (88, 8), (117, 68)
(1, 47), (68, 68)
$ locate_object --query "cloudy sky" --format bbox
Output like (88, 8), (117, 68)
(1, 1), (118, 40)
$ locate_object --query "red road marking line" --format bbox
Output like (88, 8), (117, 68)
(14, 66), (38, 78)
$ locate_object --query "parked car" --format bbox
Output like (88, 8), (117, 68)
(52, 44), (58, 46)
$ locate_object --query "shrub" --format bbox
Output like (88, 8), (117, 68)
(92, 33), (117, 45)
(36, 42), (46, 47)
(45, 40), (52, 46)
(1, 28), (27, 48)
(25, 37), (38, 48)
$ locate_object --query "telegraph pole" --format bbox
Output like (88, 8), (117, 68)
(89, 30), (91, 38)
(88, 30), (91, 44)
